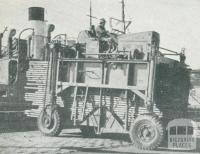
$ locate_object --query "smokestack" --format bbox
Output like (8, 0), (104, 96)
(28, 7), (47, 60)
(29, 7), (44, 21)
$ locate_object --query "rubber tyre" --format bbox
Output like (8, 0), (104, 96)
(129, 114), (164, 150)
(37, 108), (63, 136)
(80, 126), (96, 137)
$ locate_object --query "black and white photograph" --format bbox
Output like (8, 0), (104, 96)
(0, 0), (200, 153)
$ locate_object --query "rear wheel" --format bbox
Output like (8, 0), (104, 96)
(129, 114), (164, 150)
(38, 108), (63, 136)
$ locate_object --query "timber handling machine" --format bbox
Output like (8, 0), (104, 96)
(0, 7), (190, 150)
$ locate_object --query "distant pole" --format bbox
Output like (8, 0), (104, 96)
(0, 33), (3, 57)
(121, 0), (126, 33)
(87, 0), (97, 28)
(90, 0), (92, 27)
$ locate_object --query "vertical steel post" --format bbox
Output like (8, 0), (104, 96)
(147, 42), (157, 112)
(125, 52), (130, 130)
(72, 86), (78, 125)
(98, 61), (105, 133)
(98, 87), (103, 133)
(50, 43), (59, 106)
(73, 49), (79, 125)
(81, 86), (89, 120)
(121, 0), (126, 34)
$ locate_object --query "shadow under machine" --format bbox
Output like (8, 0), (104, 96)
(0, 7), (190, 150)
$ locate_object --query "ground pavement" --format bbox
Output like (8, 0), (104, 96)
(0, 128), (199, 154)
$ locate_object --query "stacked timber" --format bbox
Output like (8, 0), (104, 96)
(74, 93), (162, 126)
(128, 104), (162, 127)
(24, 61), (49, 117)
(24, 61), (63, 117)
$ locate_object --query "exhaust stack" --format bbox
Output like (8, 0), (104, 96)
(29, 7), (47, 60)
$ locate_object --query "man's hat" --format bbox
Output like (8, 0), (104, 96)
(100, 18), (106, 23)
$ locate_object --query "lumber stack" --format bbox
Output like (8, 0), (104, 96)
(72, 92), (162, 127)
(24, 61), (63, 117)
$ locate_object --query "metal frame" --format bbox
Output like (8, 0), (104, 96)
(53, 50), (156, 133)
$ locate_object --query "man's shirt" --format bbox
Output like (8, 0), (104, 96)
(96, 25), (109, 38)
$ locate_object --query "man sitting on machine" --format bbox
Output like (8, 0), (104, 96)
(96, 18), (110, 39)
(96, 18), (117, 54)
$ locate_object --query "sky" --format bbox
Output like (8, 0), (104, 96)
(0, 0), (200, 69)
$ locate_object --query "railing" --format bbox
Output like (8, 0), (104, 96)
(59, 58), (148, 64)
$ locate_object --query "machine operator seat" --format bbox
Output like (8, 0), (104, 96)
(77, 25), (97, 44)
(77, 28), (118, 58)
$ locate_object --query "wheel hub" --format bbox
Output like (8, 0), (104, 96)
(139, 125), (155, 142)
(130, 115), (164, 150)
(43, 113), (52, 128)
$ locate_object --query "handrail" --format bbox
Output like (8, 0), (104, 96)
(82, 52), (129, 55)
(10, 28), (34, 85)
(159, 47), (180, 55)
(58, 58), (148, 64)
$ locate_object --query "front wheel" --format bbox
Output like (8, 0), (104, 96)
(129, 114), (164, 150)
(37, 108), (63, 136)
